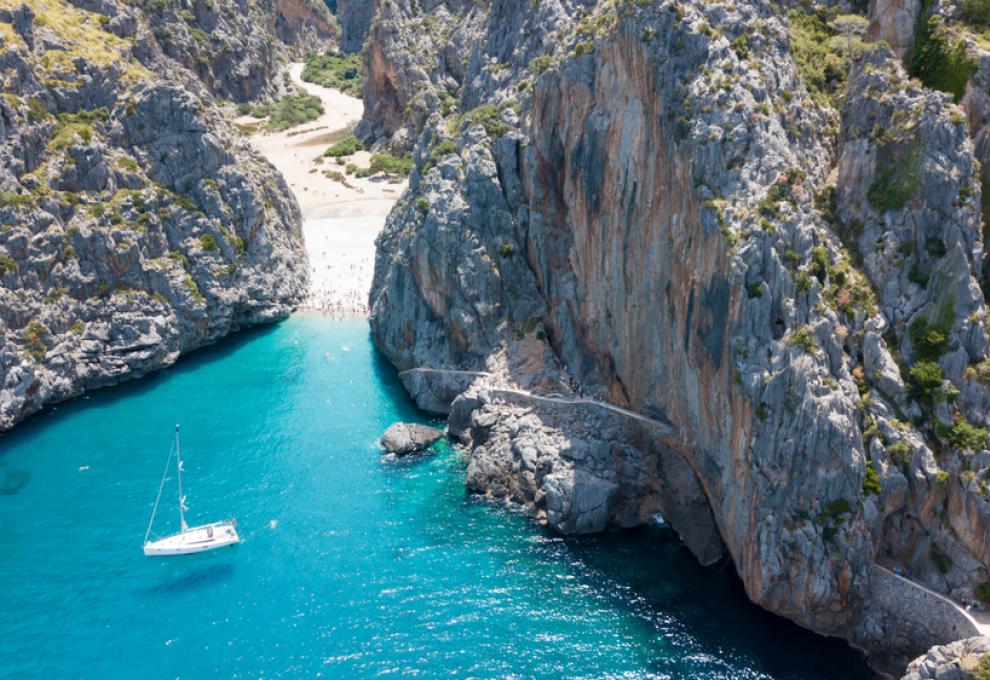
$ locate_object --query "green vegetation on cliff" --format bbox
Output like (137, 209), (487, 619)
(908, 0), (977, 102)
(787, 8), (848, 108)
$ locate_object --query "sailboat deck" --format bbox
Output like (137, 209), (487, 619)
(144, 521), (239, 556)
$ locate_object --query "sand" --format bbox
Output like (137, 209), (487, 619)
(241, 63), (403, 315)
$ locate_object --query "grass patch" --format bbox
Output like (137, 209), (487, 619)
(301, 52), (363, 97)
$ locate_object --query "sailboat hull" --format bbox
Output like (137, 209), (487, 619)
(143, 521), (240, 556)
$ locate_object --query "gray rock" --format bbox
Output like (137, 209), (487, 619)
(902, 636), (990, 679)
(0, 0), (319, 430)
(365, 0), (990, 675)
(380, 423), (443, 455)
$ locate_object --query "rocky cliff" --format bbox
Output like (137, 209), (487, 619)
(0, 0), (314, 429)
(366, 0), (990, 674)
(133, 0), (335, 102)
(334, 0), (377, 53)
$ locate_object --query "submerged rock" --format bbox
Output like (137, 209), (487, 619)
(380, 423), (443, 455)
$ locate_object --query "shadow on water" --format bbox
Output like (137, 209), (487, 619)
(0, 320), (285, 456)
(144, 560), (236, 596)
(0, 469), (30, 495)
(548, 525), (875, 679)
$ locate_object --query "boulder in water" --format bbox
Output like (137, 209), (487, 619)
(380, 423), (443, 456)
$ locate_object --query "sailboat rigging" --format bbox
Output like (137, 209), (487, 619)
(143, 424), (240, 556)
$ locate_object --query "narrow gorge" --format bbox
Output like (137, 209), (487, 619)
(6, 0), (990, 676)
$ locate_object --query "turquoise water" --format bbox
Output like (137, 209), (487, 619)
(0, 314), (873, 679)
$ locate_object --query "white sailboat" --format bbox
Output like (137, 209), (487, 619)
(143, 424), (240, 556)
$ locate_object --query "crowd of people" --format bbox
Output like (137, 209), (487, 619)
(302, 254), (374, 317)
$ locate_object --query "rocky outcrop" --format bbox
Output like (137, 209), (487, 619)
(0, 0), (309, 429)
(137, 0), (335, 102)
(368, 0), (990, 674)
(335, 0), (378, 53)
(869, 0), (920, 59)
(380, 422), (443, 455)
(902, 636), (990, 679)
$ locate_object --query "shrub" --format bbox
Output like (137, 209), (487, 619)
(529, 55), (553, 73)
(423, 140), (457, 173)
(0, 254), (16, 276)
(356, 152), (413, 178)
(975, 581), (990, 608)
(908, 6), (977, 102)
(199, 234), (219, 251)
(909, 316), (949, 360)
(908, 360), (945, 401)
(301, 52), (363, 97)
(820, 498), (851, 521)
(324, 134), (363, 157)
(868, 151), (921, 212)
(789, 326), (819, 354)
(460, 104), (510, 138)
(21, 320), (48, 361)
(414, 197), (429, 215)
(908, 266), (930, 288)
(930, 543), (953, 574)
(938, 414), (989, 450)
(961, 0), (990, 28)
(787, 7), (848, 108)
(925, 237), (947, 258)
(863, 464), (882, 496)
(266, 94), (324, 131)
(810, 246), (830, 282)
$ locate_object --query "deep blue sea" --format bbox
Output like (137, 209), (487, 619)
(0, 314), (873, 678)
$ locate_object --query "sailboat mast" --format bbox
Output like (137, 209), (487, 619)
(176, 424), (187, 533)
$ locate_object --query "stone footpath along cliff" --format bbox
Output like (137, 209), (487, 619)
(0, 0), (332, 429)
(363, 0), (990, 674)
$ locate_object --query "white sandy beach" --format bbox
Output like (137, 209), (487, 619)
(242, 63), (404, 315)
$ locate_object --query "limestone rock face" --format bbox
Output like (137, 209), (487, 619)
(0, 0), (310, 429)
(335, 0), (379, 53)
(902, 636), (990, 679)
(380, 422), (443, 455)
(868, 0), (920, 59)
(368, 0), (990, 674)
(139, 0), (335, 102)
